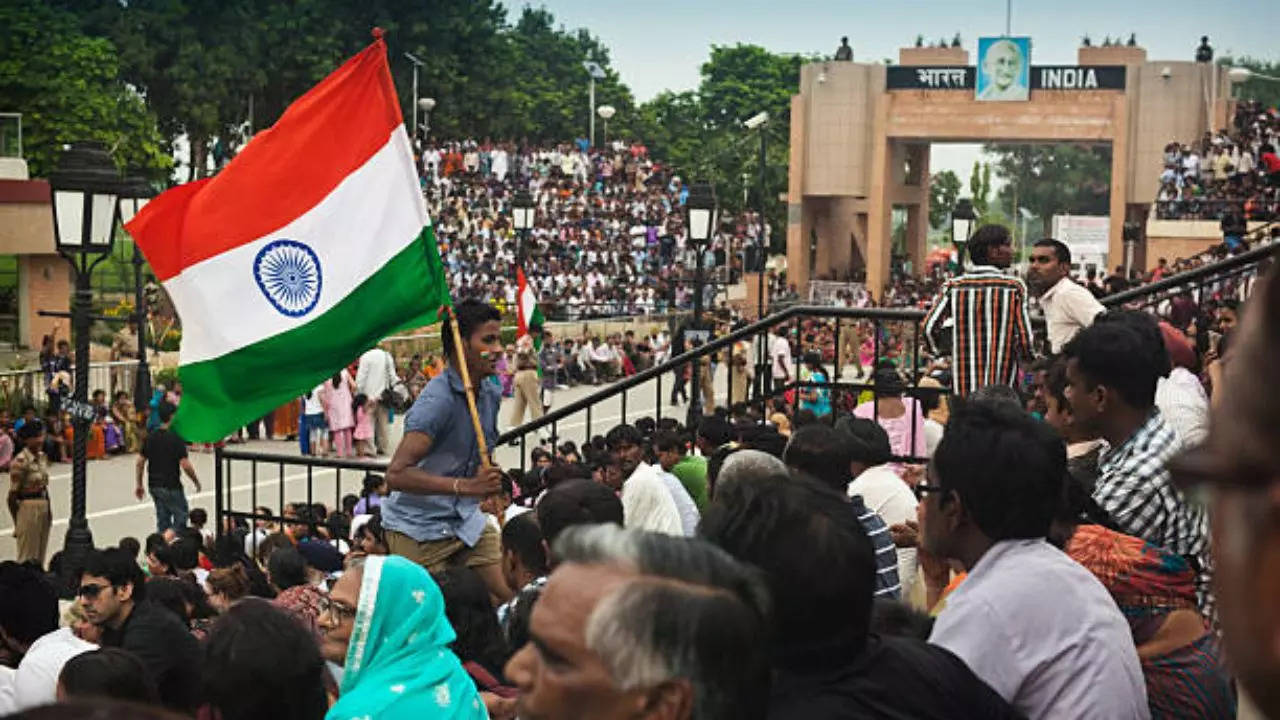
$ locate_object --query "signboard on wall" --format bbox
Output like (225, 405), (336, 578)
(1052, 214), (1110, 270)
(886, 65), (1125, 91)
(976, 37), (1032, 101)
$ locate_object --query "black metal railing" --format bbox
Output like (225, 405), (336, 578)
(213, 447), (385, 545)
(1102, 239), (1278, 312)
(495, 305), (938, 473)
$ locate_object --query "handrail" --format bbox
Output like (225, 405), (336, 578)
(1101, 241), (1278, 306)
(494, 304), (926, 443)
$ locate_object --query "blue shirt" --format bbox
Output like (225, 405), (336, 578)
(380, 367), (500, 546)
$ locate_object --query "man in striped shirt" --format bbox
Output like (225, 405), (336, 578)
(923, 225), (1034, 396)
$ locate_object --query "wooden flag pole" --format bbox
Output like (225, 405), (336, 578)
(445, 305), (492, 469)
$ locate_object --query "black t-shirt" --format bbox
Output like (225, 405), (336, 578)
(142, 427), (188, 489)
(103, 601), (203, 713)
(769, 634), (1025, 720)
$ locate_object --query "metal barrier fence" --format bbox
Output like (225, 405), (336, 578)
(0, 360), (141, 410)
(213, 447), (386, 546)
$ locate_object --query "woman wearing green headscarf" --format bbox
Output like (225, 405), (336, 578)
(320, 555), (489, 719)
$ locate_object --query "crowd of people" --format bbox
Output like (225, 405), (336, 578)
(1154, 100), (1280, 225)
(423, 139), (768, 321)
(4, 232), (1279, 719)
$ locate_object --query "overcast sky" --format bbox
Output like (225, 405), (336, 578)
(533, 0), (1278, 186)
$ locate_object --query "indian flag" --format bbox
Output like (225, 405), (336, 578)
(516, 266), (544, 349)
(124, 36), (450, 441)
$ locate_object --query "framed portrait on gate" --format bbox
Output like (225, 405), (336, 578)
(976, 36), (1031, 101)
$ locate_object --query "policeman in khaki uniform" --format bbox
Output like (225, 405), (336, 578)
(8, 419), (52, 566)
(508, 342), (543, 428)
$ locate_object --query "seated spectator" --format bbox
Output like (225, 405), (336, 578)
(504, 524), (771, 720)
(78, 548), (203, 714)
(496, 512), (549, 649)
(699, 472), (1021, 719)
(605, 424), (687, 536)
(0, 561), (62, 713)
(435, 567), (514, 692)
(204, 564), (251, 614)
(652, 429), (708, 511)
(1050, 478), (1235, 719)
(783, 424), (900, 599)
(853, 365), (926, 459)
(352, 514), (389, 556)
(202, 598), (329, 720)
(923, 402), (1148, 718)
(1063, 319), (1213, 618)
(319, 555), (486, 719)
(57, 648), (158, 705)
(267, 547), (326, 637)
(839, 417), (920, 598)
(144, 576), (216, 640)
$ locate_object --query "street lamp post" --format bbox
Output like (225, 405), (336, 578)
(596, 104), (616, 146)
(119, 176), (155, 414)
(405, 52), (425, 143)
(743, 111), (770, 403)
(950, 197), (977, 269)
(511, 189), (534, 266)
(685, 182), (716, 426)
(48, 141), (125, 589)
(583, 61), (606, 146)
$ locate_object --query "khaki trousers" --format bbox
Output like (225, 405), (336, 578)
(509, 369), (544, 427)
(700, 366), (715, 411)
(14, 498), (50, 566)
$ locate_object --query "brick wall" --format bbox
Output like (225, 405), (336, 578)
(20, 254), (70, 349)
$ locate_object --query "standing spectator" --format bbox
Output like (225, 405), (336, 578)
(134, 402), (201, 534)
(1027, 239), (1105, 353)
(8, 421), (52, 567)
(78, 548), (203, 714)
(508, 345), (543, 429)
(319, 370), (356, 459)
(356, 346), (397, 456)
(923, 403), (1148, 719)
(923, 225), (1034, 396)
(1062, 321), (1213, 618)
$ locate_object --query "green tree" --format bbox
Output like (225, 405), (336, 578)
(698, 44), (804, 133)
(969, 160), (992, 216)
(1218, 56), (1280, 112)
(0, 0), (170, 179)
(985, 144), (1111, 236)
(928, 169), (962, 228)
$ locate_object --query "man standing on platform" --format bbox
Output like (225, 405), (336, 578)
(356, 344), (397, 456)
(923, 225), (1033, 396)
(384, 299), (512, 602)
(1027, 239), (1105, 354)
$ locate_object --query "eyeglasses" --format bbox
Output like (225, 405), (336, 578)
(77, 583), (109, 600)
(913, 482), (947, 501)
(319, 597), (358, 623)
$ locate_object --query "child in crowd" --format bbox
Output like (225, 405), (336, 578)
(352, 393), (374, 457)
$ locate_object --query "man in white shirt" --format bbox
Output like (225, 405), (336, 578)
(1026, 239), (1104, 354)
(840, 417), (919, 597)
(356, 346), (397, 455)
(922, 402), (1148, 720)
(769, 327), (794, 393)
(605, 424), (684, 536)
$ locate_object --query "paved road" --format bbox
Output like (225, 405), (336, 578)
(1, 363), (740, 560)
